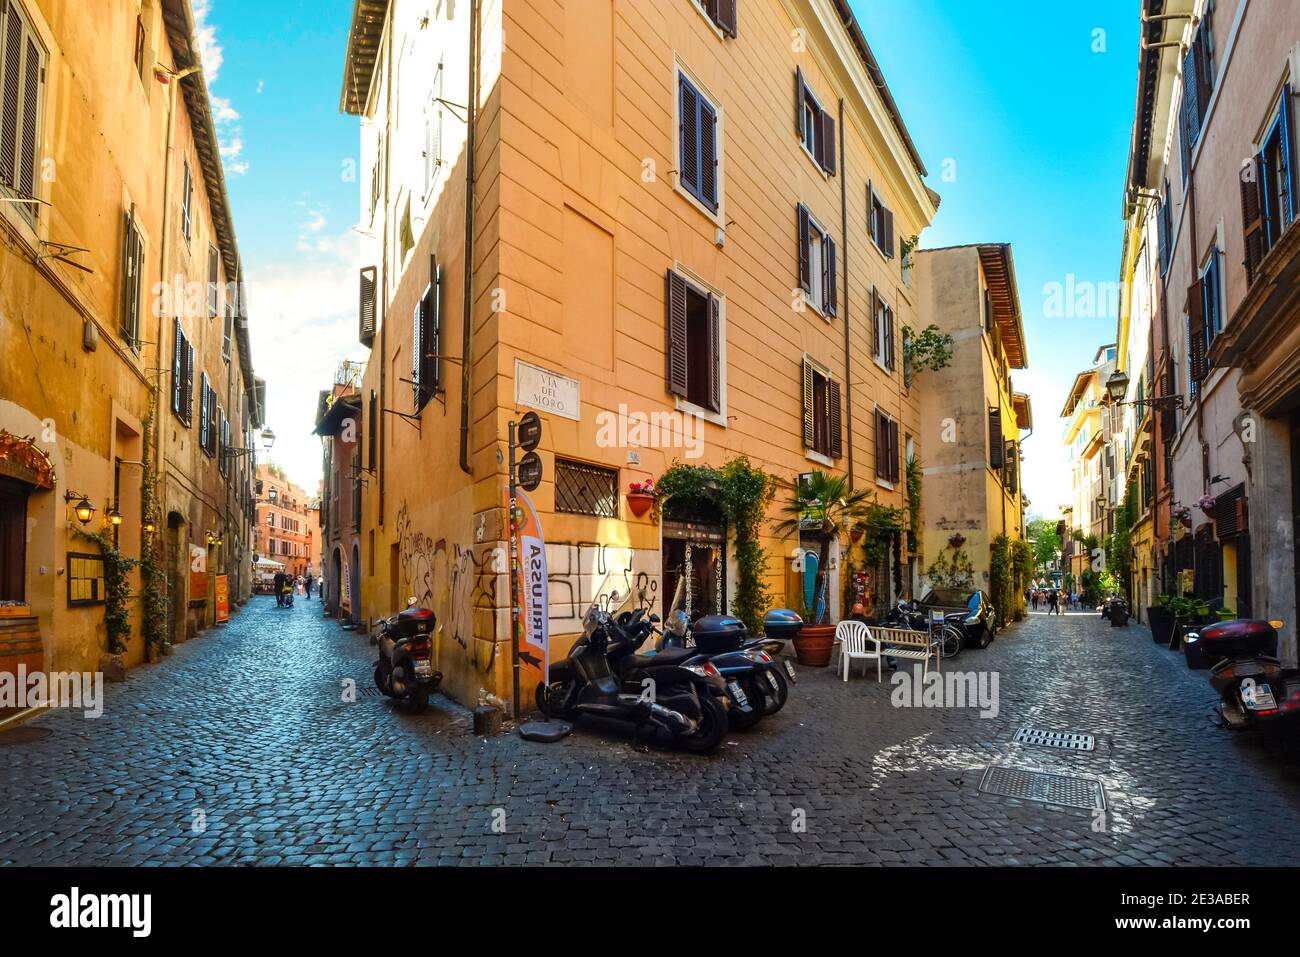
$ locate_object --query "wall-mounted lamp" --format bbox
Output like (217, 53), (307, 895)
(206, 530), (224, 546)
(64, 490), (96, 525)
(107, 506), (124, 527)
(143, 520), (157, 534)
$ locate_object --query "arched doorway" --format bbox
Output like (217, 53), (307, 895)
(661, 498), (726, 622)
(329, 547), (342, 617)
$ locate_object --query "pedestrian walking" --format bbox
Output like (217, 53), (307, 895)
(1047, 589), (1059, 615)
(273, 571), (285, 607)
(305, 574), (314, 600)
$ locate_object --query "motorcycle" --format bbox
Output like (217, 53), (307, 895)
(1184, 618), (1300, 732)
(370, 598), (444, 713)
(534, 572), (731, 753)
(653, 578), (797, 729)
(882, 599), (965, 659)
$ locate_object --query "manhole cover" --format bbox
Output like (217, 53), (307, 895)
(0, 726), (52, 745)
(979, 765), (1107, 810)
(1014, 727), (1096, 751)
(357, 687), (384, 698)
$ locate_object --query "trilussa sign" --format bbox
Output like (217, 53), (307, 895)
(511, 488), (549, 685)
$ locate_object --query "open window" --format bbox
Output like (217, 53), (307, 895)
(801, 356), (842, 460)
(795, 68), (836, 175)
(665, 269), (722, 414)
(797, 204), (836, 316)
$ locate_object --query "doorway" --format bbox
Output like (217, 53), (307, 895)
(0, 478), (28, 602)
(662, 499), (726, 622)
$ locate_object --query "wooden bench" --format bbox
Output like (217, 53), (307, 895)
(866, 626), (941, 679)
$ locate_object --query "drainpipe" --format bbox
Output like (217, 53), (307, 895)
(838, 98), (853, 487)
(458, 0), (480, 475)
(377, 11), (397, 526)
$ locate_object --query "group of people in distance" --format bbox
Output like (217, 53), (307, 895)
(1029, 587), (1083, 614)
(273, 571), (314, 607)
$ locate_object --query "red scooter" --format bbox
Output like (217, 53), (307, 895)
(1186, 618), (1300, 731)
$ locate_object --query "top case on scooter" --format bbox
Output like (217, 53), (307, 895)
(692, 615), (748, 653)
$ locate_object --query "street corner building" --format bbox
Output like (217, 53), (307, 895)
(1079, 0), (1300, 665)
(913, 243), (1032, 618)
(0, 0), (263, 700)
(334, 0), (1049, 712)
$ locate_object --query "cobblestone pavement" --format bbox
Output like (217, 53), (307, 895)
(2, 596), (1300, 866)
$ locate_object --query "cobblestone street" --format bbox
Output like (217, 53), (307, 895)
(2, 597), (1299, 866)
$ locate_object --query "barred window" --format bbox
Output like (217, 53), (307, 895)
(554, 458), (619, 518)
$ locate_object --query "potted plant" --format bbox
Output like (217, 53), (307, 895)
(774, 471), (870, 667)
(1148, 595), (1175, 647)
(626, 479), (655, 517)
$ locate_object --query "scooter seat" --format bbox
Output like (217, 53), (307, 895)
(627, 647), (695, 669)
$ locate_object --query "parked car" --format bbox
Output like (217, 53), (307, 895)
(916, 587), (997, 648)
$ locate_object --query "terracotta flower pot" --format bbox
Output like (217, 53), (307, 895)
(793, 622), (836, 667)
(626, 492), (654, 517)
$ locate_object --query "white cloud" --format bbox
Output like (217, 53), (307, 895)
(194, 4), (247, 176)
(243, 230), (364, 493)
(192, 0), (224, 82)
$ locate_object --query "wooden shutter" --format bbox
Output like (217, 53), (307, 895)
(871, 287), (880, 357)
(207, 246), (220, 317)
(828, 379), (842, 459)
(199, 373), (210, 450)
(715, 0), (737, 38)
(874, 409), (885, 477)
(707, 293), (721, 412)
(698, 97), (718, 212)
(184, 342), (195, 427)
(1156, 195), (1170, 271)
(1, 5), (43, 221)
(825, 235), (837, 316)
(1282, 83), (1297, 224)
(121, 209), (142, 344)
(430, 259), (442, 394)
(794, 67), (805, 139)
(679, 76), (699, 197)
(883, 207), (895, 259)
(1005, 441), (1017, 493)
(172, 319), (184, 416)
(989, 409), (1004, 469)
(1241, 156), (1266, 286)
(412, 289), (425, 408)
(1181, 44), (1200, 154)
(801, 357), (815, 448)
(884, 305), (896, 371)
(359, 266), (377, 347)
(1187, 278), (1207, 384)
(820, 110), (836, 175)
(888, 419), (900, 483)
(0, 5), (22, 190)
(797, 204), (811, 296)
(665, 270), (689, 397)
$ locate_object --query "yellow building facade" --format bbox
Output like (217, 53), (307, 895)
(341, 0), (939, 709)
(0, 0), (260, 697)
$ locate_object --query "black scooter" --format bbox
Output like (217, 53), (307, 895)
(1102, 594), (1130, 626)
(1186, 618), (1300, 732)
(371, 599), (443, 713)
(534, 581), (731, 753)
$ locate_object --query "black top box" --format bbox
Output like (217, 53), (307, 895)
(1195, 619), (1277, 660)
(692, 615), (748, 653)
(763, 608), (804, 641)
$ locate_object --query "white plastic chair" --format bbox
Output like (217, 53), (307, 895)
(835, 620), (881, 682)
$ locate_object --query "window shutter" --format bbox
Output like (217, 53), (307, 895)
(1241, 156), (1266, 286)
(884, 305), (896, 371)
(1156, 196), (1170, 271)
(207, 246), (220, 317)
(121, 210), (140, 343)
(878, 408), (889, 475)
(797, 203), (811, 296)
(184, 342), (195, 427)
(430, 259), (442, 394)
(665, 270), (689, 397)
(794, 67), (805, 139)
(828, 379), (842, 459)
(223, 304), (233, 360)
(1280, 83), (1296, 225)
(16, 30), (38, 202)
(715, 0), (737, 38)
(871, 287), (880, 357)
(172, 319), (184, 416)
(359, 266), (377, 347)
(698, 97), (718, 213)
(820, 110), (836, 175)
(707, 293), (721, 412)
(0, 7), (22, 191)
(989, 409), (1004, 469)
(801, 357), (814, 448)
(199, 373), (210, 450)
(883, 208), (895, 259)
(412, 290), (424, 409)
(679, 76), (699, 197)
(1181, 44), (1200, 151)
(825, 235), (837, 316)
(1187, 278), (1207, 384)
(891, 420), (901, 483)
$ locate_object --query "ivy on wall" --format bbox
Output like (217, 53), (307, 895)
(72, 528), (139, 655)
(139, 403), (169, 652)
(654, 457), (776, 633)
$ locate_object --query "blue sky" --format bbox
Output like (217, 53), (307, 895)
(857, 0), (1139, 515)
(199, 0), (1140, 514)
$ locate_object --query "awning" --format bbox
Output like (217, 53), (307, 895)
(0, 431), (56, 490)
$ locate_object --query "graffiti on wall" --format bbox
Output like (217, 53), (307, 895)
(545, 543), (659, 628)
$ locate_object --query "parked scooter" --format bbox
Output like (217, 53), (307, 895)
(1102, 594), (1130, 626)
(534, 573), (731, 753)
(653, 578), (797, 729)
(1185, 618), (1300, 732)
(371, 599), (443, 713)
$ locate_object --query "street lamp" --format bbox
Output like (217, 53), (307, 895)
(64, 490), (95, 525)
(222, 427), (276, 462)
(1103, 368), (1185, 411)
(107, 506), (124, 527)
(1104, 370), (1129, 403)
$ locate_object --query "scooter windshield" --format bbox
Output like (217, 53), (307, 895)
(581, 568), (641, 636)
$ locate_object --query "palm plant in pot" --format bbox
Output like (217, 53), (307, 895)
(774, 471), (870, 666)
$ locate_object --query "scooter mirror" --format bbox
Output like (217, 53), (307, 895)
(649, 614), (660, 624)
(407, 596), (417, 607)
(668, 609), (689, 638)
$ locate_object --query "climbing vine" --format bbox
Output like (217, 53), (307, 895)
(925, 538), (974, 591)
(654, 456), (776, 633)
(904, 454), (922, 554)
(72, 528), (139, 655)
(902, 323), (954, 388)
(1011, 538), (1034, 621)
(139, 403), (169, 652)
(989, 533), (1013, 632)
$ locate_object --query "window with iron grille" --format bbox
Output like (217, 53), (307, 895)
(554, 459), (619, 518)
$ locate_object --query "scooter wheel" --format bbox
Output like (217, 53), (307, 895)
(764, 666), (790, 714)
(535, 681), (579, 721)
(728, 675), (768, 730)
(678, 694), (727, 754)
(373, 664), (389, 696)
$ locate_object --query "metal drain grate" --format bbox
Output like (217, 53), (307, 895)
(1014, 727), (1096, 751)
(979, 765), (1107, 811)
